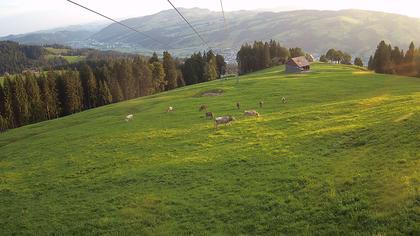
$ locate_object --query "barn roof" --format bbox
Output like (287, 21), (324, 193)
(287, 56), (310, 68)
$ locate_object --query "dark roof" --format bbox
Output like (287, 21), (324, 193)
(286, 56), (310, 68)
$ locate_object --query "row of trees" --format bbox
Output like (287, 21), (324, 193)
(236, 40), (304, 74)
(319, 48), (364, 67)
(182, 51), (226, 85)
(0, 51), (226, 131)
(368, 41), (420, 77)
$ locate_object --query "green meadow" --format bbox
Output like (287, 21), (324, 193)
(0, 63), (419, 235)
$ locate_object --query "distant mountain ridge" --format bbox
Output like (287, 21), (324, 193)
(2, 8), (420, 58)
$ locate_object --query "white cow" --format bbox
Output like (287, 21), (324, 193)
(125, 114), (134, 122)
(167, 106), (174, 112)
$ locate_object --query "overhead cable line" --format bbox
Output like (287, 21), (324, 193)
(219, 0), (227, 31)
(166, 0), (212, 50)
(66, 0), (168, 48)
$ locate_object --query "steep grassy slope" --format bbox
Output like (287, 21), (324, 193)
(0, 64), (419, 235)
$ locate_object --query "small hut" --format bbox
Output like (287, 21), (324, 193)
(285, 56), (310, 73)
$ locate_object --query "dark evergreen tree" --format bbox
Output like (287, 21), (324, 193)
(97, 80), (113, 106)
(11, 75), (29, 126)
(289, 47), (305, 58)
(109, 77), (124, 103)
(133, 58), (153, 96)
(354, 57), (364, 67)
(57, 70), (83, 115)
(24, 73), (44, 122)
(79, 63), (97, 109)
(216, 54), (227, 78)
(37, 73), (60, 120)
(368, 56), (374, 70)
(0, 83), (7, 131)
(373, 41), (392, 74)
(263, 42), (271, 68)
(162, 51), (178, 90)
(1, 77), (15, 128)
(149, 52), (159, 64)
(402, 42), (416, 76)
(150, 62), (166, 92)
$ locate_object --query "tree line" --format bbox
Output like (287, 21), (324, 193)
(368, 41), (420, 77)
(319, 48), (364, 67)
(0, 51), (226, 132)
(236, 40), (311, 75)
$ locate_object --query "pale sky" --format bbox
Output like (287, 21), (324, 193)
(1, 0), (420, 36)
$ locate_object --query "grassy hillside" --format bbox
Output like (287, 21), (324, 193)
(0, 64), (419, 235)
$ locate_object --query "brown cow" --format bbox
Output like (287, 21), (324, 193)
(215, 116), (235, 128)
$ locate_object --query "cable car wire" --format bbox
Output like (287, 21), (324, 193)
(66, 0), (168, 48)
(166, 0), (212, 50)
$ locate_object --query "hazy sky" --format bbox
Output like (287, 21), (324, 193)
(1, 0), (420, 36)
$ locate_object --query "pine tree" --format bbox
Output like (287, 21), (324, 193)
(133, 58), (153, 96)
(149, 52), (159, 64)
(373, 41), (392, 74)
(57, 71), (83, 115)
(109, 78), (124, 103)
(215, 54), (226, 78)
(403, 42), (416, 76)
(79, 63), (97, 109)
(162, 51), (178, 90)
(150, 62), (166, 93)
(415, 47), (420, 77)
(24, 73), (44, 123)
(203, 57), (218, 82)
(176, 70), (186, 87)
(2, 77), (15, 128)
(289, 47), (305, 58)
(37, 73), (60, 120)
(0, 83), (7, 131)
(12, 75), (30, 126)
(263, 42), (271, 68)
(97, 80), (113, 106)
(115, 60), (135, 100)
(368, 56), (374, 70)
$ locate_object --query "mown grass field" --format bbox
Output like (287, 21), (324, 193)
(0, 63), (419, 235)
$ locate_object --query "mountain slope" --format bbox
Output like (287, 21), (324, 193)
(3, 9), (420, 58)
(0, 64), (419, 234)
(91, 8), (420, 57)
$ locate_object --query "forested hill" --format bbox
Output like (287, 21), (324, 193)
(4, 8), (420, 58)
(0, 41), (50, 74)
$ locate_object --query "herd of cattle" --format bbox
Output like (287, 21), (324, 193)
(125, 97), (287, 128)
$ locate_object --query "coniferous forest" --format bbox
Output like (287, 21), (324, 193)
(0, 50), (226, 132)
(368, 41), (420, 77)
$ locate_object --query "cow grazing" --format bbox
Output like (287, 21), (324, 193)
(236, 102), (240, 110)
(282, 97), (287, 103)
(259, 101), (264, 108)
(199, 104), (208, 112)
(125, 114), (134, 122)
(167, 106), (174, 112)
(244, 110), (260, 117)
(215, 116), (235, 128)
(205, 112), (214, 119)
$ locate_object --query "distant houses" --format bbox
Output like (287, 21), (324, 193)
(285, 56), (310, 73)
